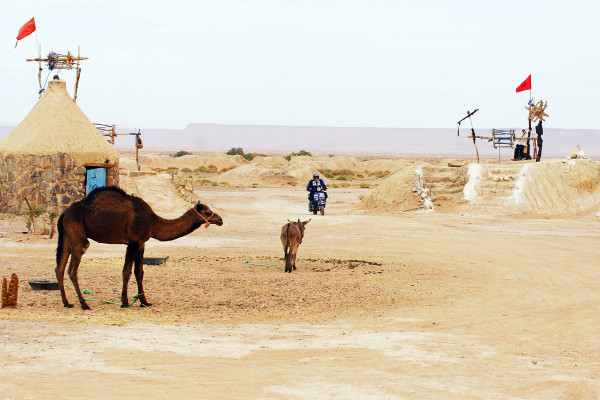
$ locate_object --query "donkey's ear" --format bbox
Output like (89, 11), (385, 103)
(302, 219), (311, 225)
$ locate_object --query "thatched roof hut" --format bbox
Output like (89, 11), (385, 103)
(0, 77), (119, 214)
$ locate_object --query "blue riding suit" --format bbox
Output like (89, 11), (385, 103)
(307, 178), (327, 201)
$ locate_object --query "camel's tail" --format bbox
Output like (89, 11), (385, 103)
(55, 213), (65, 266)
(284, 222), (291, 269)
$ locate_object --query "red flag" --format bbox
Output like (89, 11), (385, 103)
(15, 17), (36, 48)
(516, 74), (531, 93)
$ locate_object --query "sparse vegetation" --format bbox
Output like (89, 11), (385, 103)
(197, 179), (212, 186)
(286, 181), (298, 186)
(284, 150), (312, 161)
(359, 183), (370, 188)
(48, 209), (58, 239)
(23, 197), (44, 234)
(181, 167), (192, 173)
(193, 165), (218, 174)
(226, 147), (266, 161)
(226, 147), (245, 156)
(324, 172), (334, 179)
(174, 150), (192, 157)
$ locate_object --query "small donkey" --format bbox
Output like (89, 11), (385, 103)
(280, 219), (310, 272)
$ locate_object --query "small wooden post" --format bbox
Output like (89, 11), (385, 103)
(469, 117), (480, 163)
(1, 278), (7, 308)
(1, 274), (19, 308)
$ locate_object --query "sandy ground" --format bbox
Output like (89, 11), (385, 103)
(1, 182), (600, 399)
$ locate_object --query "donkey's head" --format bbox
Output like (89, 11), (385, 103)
(295, 218), (310, 240)
(194, 201), (223, 228)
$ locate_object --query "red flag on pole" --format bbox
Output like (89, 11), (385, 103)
(15, 17), (36, 48)
(516, 74), (532, 93)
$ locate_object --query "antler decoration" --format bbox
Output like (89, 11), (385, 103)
(526, 100), (549, 123)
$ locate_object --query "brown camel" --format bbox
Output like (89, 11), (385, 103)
(280, 219), (310, 273)
(55, 186), (223, 310)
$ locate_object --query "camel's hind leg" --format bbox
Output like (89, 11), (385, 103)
(133, 242), (151, 307)
(121, 242), (139, 308)
(67, 240), (90, 310)
(55, 241), (72, 308)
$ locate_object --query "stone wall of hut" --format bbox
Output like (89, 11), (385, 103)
(0, 153), (119, 215)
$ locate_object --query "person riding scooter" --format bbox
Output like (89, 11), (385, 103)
(306, 172), (327, 211)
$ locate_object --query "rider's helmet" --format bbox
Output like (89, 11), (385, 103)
(313, 173), (319, 179)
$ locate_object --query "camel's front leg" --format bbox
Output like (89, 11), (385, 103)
(133, 242), (151, 307)
(121, 242), (138, 308)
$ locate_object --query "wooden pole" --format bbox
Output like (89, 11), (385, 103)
(136, 134), (140, 171)
(37, 44), (42, 97)
(469, 116), (480, 163)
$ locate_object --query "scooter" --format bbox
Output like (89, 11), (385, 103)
(309, 190), (327, 215)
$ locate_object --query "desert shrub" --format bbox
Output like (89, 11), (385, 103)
(226, 147), (265, 161)
(324, 172), (334, 179)
(243, 152), (266, 161)
(211, 181), (219, 186)
(174, 150), (192, 157)
(284, 150), (312, 161)
(359, 183), (370, 188)
(219, 166), (236, 173)
(24, 198), (44, 234)
(226, 147), (245, 156)
(194, 165), (218, 173)
(181, 167), (192, 173)
(332, 169), (354, 177)
(336, 176), (349, 181)
(286, 181), (298, 186)
(47, 209), (58, 239)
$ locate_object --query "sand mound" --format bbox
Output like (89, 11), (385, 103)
(358, 159), (411, 173)
(119, 173), (192, 217)
(361, 166), (420, 210)
(365, 159), (600, 215)
(515, 159), (600, 214)
(218, 156), (315, 183)
(137, 154), (245, 171)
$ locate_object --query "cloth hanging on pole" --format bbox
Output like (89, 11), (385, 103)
(516, 74), (532, 93)
(15, 17), (36, 48)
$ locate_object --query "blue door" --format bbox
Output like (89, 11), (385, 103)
(86, 167), (107, 195)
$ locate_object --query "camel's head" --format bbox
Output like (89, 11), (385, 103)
(194, 201), (223, 228)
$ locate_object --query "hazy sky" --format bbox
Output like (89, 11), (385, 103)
(1, 1), (598, 130)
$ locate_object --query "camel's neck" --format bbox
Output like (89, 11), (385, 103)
(151, 210), (201, 242)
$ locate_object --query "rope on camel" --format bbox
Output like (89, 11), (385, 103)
(81, 289), (144, 307)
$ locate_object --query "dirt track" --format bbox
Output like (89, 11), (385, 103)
(1, 185), (600, 399)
